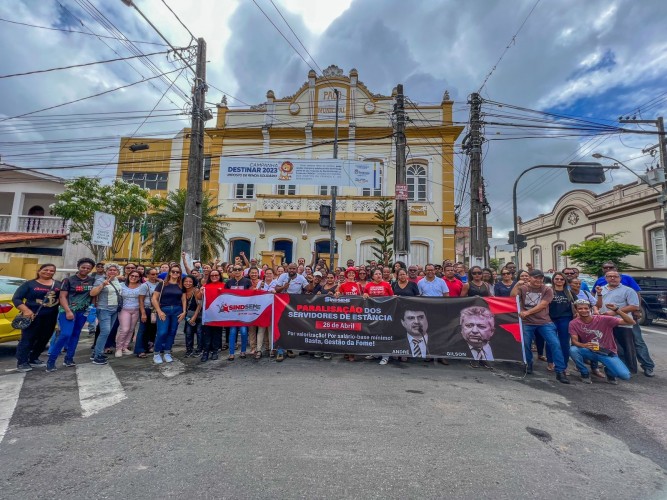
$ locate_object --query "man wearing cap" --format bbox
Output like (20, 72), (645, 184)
(512, 269), (570, 384)
(304, 271), (324, 295)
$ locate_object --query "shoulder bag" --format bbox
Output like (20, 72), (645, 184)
(109, 281), (123, 312)
(12, 281), (56, 330)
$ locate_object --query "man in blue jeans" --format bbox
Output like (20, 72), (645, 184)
(569, 300), (633, 384)
(47, 258), (96, 371)
(513, 269), (570, 384)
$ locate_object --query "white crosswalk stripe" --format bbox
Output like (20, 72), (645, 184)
(0, 373), (25, 445)
(76, 363), (127, 418)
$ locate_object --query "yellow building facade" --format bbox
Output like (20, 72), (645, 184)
(116, 66), (463, 266)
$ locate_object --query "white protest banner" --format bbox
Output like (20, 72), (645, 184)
(219, 157), (380, 189)
(91, 211), (115, 247)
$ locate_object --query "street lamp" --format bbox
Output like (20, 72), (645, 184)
(591, 153), (661, 193)
(512, 163), (619, 264)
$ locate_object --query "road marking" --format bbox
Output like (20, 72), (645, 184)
(0, 373), (25, 444)
(641, 327), (667, 336)
(160, 358), (186, 378)
(76, 364), (127, 418)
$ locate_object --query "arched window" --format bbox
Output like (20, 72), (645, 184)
(650, 228), (666, 268)
(230, 238), (251, 261)
(554, 244), (566, 271)
(273, 239), (294, 264)
(407, 163), (427, 202)
(359, 240), (374, 265)
(532, 247), (542, 270)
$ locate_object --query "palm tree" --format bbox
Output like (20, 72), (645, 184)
(145, 189), (229, 263)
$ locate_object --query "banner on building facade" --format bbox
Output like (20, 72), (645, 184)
(219, 157), (380, 189)
(272, 295), (524, 362)
(202, 288), (273, 327)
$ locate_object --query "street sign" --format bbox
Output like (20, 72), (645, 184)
(395, 184), (408, 201)
(91, 211), (115, 247)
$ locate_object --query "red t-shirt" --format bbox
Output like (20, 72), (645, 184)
(568, 315), (622, 354)
(443, 277), (463, 297)
(338, 281), (361, 295)
(364, 281), (394, 297)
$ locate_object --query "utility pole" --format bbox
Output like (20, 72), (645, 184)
(465, 92), (488, 267)
(394, 84), (409, 264)
(329, 89), (340, 270)
(620, 116), (667, 244)
(182, 37), (207, 260)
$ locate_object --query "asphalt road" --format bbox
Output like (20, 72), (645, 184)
(0, 326), (666, 500)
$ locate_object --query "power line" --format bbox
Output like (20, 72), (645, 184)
(478, 0), (541, 93)
(0, 67), (185, 124)
(0, 48), (180, 79)
(160, 0), (196, 40)
(0, 17), (169, 45)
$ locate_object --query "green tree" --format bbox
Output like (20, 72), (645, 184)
(145, 189), (229, 263)
(489, 258), (501, 271)
(51, 177), (160, 260)
(561, 233), (644, 276)
(369, 198), (394, 266)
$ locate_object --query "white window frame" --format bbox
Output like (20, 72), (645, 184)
(407, 162), (428, 202)
(276, 184), (297, 196)
(554, 243), (566, 271)
(651, 228), (666, 268)
(234, 183), (255, 199)
(532, 247), (542, 270)
(361, 159), (383, 197)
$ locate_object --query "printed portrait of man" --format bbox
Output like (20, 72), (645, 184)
(400, 307), (430, 358)
(457, 306), (496, 361)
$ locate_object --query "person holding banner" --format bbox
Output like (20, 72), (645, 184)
(364, 269), (394, 365)
(225, 265), (252, 360)
(200, 270), (225, 361)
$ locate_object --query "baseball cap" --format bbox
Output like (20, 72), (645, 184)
(529, 269), (544, 277)
(313, 271), (323, 277)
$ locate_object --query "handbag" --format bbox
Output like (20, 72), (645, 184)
(12, 281), (56, 330)
(109, 281), (123, 312)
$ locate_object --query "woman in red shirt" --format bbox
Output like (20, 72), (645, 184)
(336, 267), (362, 361)
(363, 269), (394, 365)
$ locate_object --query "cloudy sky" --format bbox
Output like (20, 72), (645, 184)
(1, 0), (666, 236)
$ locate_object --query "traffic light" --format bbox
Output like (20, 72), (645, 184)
(319, 204), (331, 229)
(508, 230), (515, 245)
(567, 162), (606, 184)
(516, 233), (527, 249)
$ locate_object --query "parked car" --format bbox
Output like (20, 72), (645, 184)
(633, 277), (667, 326)
(0, 276), (26, 344)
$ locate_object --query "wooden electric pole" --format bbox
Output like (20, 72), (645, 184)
(466, 92), (488, 267)
(394, 84), (409, 263)
(182, 37), (206, 260)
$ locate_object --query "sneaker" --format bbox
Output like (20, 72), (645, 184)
(580, 374), (592, 384)
(193, 350), (202, 357)
(314, 352), (323, 358)
(210, 351), (219, 361)
(17, 363), (32, 372)
(163, 353), (173, 363)
(122, 349), (133, 355)
(115, 350), (123, 358)
(606, 374), (618, 385)
(184, 351), (193, 358)
(46, 361), (57, 372)
(556, 371), (571, 384)
(29, 359), (45, 367)
(90, 353), (108, 361)
(379, 357), (389, 365)
(153, 353), (163, 365)
(644, 368), (655, 377)
(92, 355), (108, 365)
(323, 353), (332, 360)
(63, 359), (76, 368)
(200, 352), (209, 362)
(365, 355), (375, 360)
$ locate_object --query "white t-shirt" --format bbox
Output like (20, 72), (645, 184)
(275, 273), (308, 294)
(418, 277), (449, 296)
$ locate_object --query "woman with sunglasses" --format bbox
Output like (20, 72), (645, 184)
(481, 268), (496, 296)
(136, 267), (160, 358)
(494, 267), (515, 297)
(114, 270), (145, 356)
(461, 266), (492, 297)
(225, 265), (252, 361)
(151, 265), (185, 364)
(356, 268), (369, 290)
(548, 271), (576, 371)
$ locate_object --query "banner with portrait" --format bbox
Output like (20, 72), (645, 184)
(202, 288), (273, 327)
(272, 294), (524, 362)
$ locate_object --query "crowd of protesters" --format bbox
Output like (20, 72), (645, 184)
(11, 252), (656, 386)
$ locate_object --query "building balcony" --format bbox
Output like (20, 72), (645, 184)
(244, 195), (433, 222)
(0, 215), (70, 234)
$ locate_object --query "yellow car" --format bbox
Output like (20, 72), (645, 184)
(0, 276), (27, 344)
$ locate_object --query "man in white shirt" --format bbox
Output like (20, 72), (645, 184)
(274, 263), (308, 294)
(418, 264), (449, 297)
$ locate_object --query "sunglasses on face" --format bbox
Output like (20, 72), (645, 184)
(501, 272), (511, 275)
(170, 270), (180, 274)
